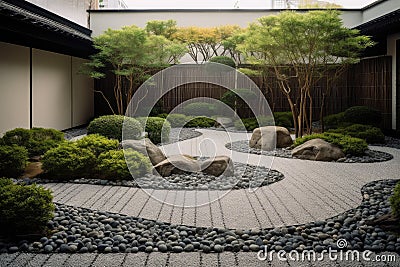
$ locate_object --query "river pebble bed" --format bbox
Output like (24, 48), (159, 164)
(1, 179), (399, 254)
(23, 163), (284, 191)
(226, 140), (393, 163)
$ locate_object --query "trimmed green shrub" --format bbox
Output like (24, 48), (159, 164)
(97, 149), (151, 180)
(42, 143), (96, 180)
(328, 124), (385, 144)
(390, 182), (400, 218)
(343, 106), (382, 127)
(27, 128), (64, 157)
(323, 112), (346, 129)
(0, 178), (54, 236)
(234, 116), (274, 131)
(293, 132), (368, 156)
(75, 134), (119, 156)
(157, 113), (168, 119)
(87, 115), (142, 141)
(209, 56), (236, 68)
(182, 102), (216, 117)
(220, 88), (257, 112)
(0, 145), (28, 178)
(165, 113), (190, 127)
(138, 117), (171, 144)
(1, 128), (31, 147)
(185, 116), (216, 128)
(1, 128), (63, 157)
(274, 112), (293, 128)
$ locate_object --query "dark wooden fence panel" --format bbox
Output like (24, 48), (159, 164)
(94, 55), (392, 129)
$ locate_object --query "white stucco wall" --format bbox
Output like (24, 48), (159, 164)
(0, 42), (94, 135)
(72, 57), (94, 127)
(32, 49), (72, 130)
(0, 43), (30, 135)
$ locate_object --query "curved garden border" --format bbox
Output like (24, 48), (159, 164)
(1, 179), (398, 254)
(226, 140), (393, 163)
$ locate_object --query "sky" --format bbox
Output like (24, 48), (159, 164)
(123, 0), (378, 9)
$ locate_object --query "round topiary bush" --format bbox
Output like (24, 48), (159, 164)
(328, 124), (385, 144)
(140, 117), (171, 144)
(185, 116), (216, 128)
(75, 134), (119, 156)
(87, 115), (142, 141)
(293, 132), (368, 156)
(343, 106), (382, 127)
(97, 149), (151, 180)
(42, 143), (96, 180)
(165, 113), (190, 127)
(182, 102), (216, 117)
(0, 178), (54, 236)
(323, 112), (346, 129)
(234, 116), (274, 131)
(274, 111), (293, 128)
(209, 56), (236, 68)
(0, 145), (28, 178)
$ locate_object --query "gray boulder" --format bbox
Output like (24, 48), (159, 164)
(249, 126), (293, 150)
(291, 138), (345, 161)
(154, 154), (201, 177)
(201, 156), (234, 177)
(120, 138), (166, 165)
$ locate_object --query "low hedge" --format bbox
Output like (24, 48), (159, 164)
(185, 116), (216, 128)
(97, 149), (151, 180)
(87, 115), (142, 141)
(164, 113), (190, 127)
(274, 112), (293, 128)
(390, 182), (400, 218)
(324, 106), (382, 129)
(1, 128), (64, 157)
(42, 143), (96, 180)
(234, 117), (272, 131)
(327, 124), (385, 144)
(0, 178), (54, 236)
(75, 134), (119, 156)
(343, 106), (382, 127)
(137, 117), (171, 144)
(293, 132), (368, 156)
(209, 56), (236, 68)
(234, 112), (293, 131)
(0, 145), (28, 178)
(182, 102), (216, 117)
(220, 88), (257, 113)
(323, 112), (346, 129)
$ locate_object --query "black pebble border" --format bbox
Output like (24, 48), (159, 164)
(20, 163), (284, 191)
(226, 140), (394, 163)
(1, 179), (399, 254)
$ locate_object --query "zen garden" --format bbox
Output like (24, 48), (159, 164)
(1, 2), (400, 267)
